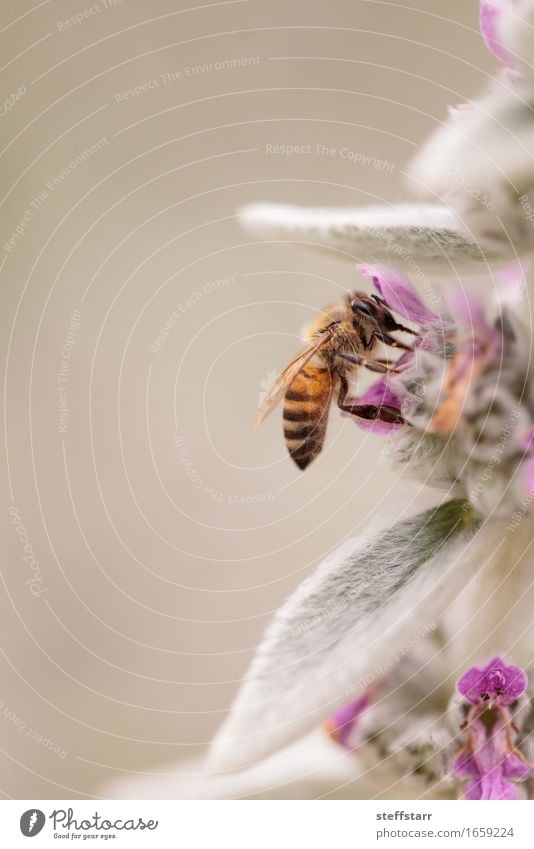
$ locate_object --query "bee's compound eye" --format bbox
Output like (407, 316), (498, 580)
(351, 299), (375, 317)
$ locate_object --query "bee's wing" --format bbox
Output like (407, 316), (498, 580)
(254, 332), (334, 428)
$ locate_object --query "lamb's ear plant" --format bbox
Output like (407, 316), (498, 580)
(210, 1), (534, 799)
(409, 0), (534, 257)
(238, 202), (508, 266)
(210, 500), (479, 772)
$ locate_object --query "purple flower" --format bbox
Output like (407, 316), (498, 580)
(454, 658), (530, 800)
(480, 1), (518, 69)
(345, 264), (443, 435)
(349, 266), (497, 441)
(427, 291), (502, 435)
(445, 290), (500, 369)
(348, 266), (503, 440)
(343, 263), (534, 523)
(457, 657), (527, 706)
(358, 264), (439, 326)
(454, 711), (530, 799)
(342, 378), (403, 435)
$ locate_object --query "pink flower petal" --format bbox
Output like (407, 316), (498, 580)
(480, 772), (521, 800)
(464, 777), (485, 800)
(450, 291), (486, 327)
(357, 264), (439, 326)
(326, 693), (370, 749)
(455, 708), (531, 800)
(448, 292), (502, 383)
(357, 378), (402, 410)
(345, 378), (403, 435)
(457, 657), (527, 705)
(504, 751), (532, 781)
(497, 263), (527, 290)
(480, 1), (517, 69)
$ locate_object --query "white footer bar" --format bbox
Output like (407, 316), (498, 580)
(2, 800), (533, 847)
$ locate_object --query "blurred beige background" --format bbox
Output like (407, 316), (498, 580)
(0, 0), (495, 798)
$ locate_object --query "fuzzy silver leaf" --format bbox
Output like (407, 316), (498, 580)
(498, 0), (534, 84)
(409, 88), (534, 256)
(238, 203), (500, 265)
(209, 500), (479, 772)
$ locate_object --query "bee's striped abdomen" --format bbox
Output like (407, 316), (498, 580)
(283, 367), (334, 470)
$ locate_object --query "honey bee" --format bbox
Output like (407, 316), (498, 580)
(255, 291), (416, 469)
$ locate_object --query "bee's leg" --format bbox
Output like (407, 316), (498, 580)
(393, 323), (418, 336)
(337, 351), (399, 374)
(340, 402), (404, 425)
(337, 377), (404, 425)
(372, 330), (414, 352)
(371, 357), (397, 368)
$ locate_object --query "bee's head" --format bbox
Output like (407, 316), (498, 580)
(349, 292), (399, 331)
